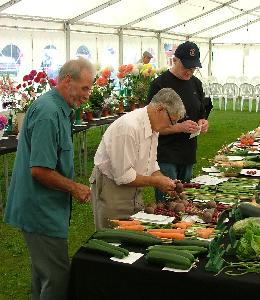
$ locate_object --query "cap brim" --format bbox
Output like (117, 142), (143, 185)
(181, 59), (202, 69)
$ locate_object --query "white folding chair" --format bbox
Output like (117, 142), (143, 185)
(222, 83), (239, 111)
(208, 76), (218, 84)
(209, 83), (223, 109)
(251, 76), (260, 86)
(240, 83), (254, 112)
(226, 76), (238, 84)
(253, 84), (260, 113)
(238, 76), (249, 85)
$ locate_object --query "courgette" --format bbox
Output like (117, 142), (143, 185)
(88, 238), (129, 256)
(162, 245), (208, 254)
(239, 202), (260, 217)
(171, 238), (210, 248)
(146, 250), (192, 270)
(148, 246), (195, 262)
(84, 239), (126, 258)
(93, 229), (162, 246)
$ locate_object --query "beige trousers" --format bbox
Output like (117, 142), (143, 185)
(90, 166), (144, 230)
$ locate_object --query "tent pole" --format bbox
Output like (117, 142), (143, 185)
(208, 40), (212, 77)
(118, 28), (123, 65)
(65, 22), (70, 61)
(157, 33), (161, 68)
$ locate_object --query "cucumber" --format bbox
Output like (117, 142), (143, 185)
(171, 238), (210, 248)
(148, 246), (195, 262)
(146, 250), (192, 270)
(93, 229), (162, 246)
(84, 239), (126, 258)
(88, 239), (129, 256)
(239, 202), (260, 217)
(162, 245), (208, 254)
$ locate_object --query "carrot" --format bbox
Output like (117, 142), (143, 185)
(147, 229), (185, 234)
(148, 231), (185, 240)
(172, 222), (193, 229)
(196, 228), (215, 239)
(111, 220), (141, 226)
(117, 225), (145, 231)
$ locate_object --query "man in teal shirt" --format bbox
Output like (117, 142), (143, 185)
(5, 57), (94, 300)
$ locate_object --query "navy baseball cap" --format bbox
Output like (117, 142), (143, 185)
(174, 41), (202, 69)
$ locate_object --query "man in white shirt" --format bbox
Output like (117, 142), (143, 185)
(90, 88), (186, 229)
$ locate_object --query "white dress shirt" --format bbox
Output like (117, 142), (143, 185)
(94, 107), (160, 185)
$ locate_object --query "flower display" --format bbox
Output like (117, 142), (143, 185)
(89, 66), (115, 112)
(95, 66), (115, 99)
(16, 70), (56, 112)
(0, 114), (8, 130)
(117, 63), (157, 105)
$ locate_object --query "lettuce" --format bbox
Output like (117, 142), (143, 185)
(236, 223), (260, 260)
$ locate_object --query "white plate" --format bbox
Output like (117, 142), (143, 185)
(131, 211), (175, 224)
(202, 166), (220, 173)
(240, 169), (260, 177)
(227, 156), (244, 161)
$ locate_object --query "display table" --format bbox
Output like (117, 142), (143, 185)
(68, 244), (260, 300)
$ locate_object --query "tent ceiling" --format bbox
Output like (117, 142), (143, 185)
(1, 0), (260, 42)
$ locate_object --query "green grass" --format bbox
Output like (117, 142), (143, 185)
(0, 107), (259, 299)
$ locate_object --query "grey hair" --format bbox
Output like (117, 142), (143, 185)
(58, 57), (95, 81)
(150, 88), (186, 118)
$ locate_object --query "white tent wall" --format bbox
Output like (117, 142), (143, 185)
(211, 44), (243, 83)
(31, 31), (66, 73)
(123, 35), (141, 65)
(70, 32), (97, 63)
(0, 28), (32, 79)
(244, 45), (260, 79)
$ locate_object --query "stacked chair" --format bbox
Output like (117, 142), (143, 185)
(253, 84), (260, 113)
(209, 83), (223, 109)
(239, 83), (254, 112)
(222, 83), (239, 111)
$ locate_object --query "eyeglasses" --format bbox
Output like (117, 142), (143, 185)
(166, 109), (175, 126)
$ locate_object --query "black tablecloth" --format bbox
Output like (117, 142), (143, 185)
(68, 244), (260, 300)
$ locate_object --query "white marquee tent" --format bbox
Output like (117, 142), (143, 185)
(1, 0), (260, 82)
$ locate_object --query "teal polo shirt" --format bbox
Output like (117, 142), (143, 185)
(4, 88), (74, 238)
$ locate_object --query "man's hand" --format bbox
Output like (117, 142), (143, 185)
(155, 176), (176, 193)
(198, 119), (208, 133)
(71, 183), (91, 204)
(179, 120), (200, 134)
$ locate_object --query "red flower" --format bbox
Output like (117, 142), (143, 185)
(102, 68), (111, 78)
(49, 79), (56, 87)
(28, 81), (32, 85)
(28, 74), (34, 80)
(30, 70), (37, 77)
(117, 72), (126, 79)
(23, 75), (30, 81)
(16, 84), (21, 89)
(96, 77), (108, 87)
(34, 77), (40, 83)
(22, 83), (27, 88)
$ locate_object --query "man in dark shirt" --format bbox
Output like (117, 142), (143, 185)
(146, 41), (208, 201)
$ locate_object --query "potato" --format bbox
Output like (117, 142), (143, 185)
(205, 200), (217, 209)
(175, 182), (184, 193)
(174, 202), (186, 213)
(144, 206), (155, 214)
(202, 211), (213, 223)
